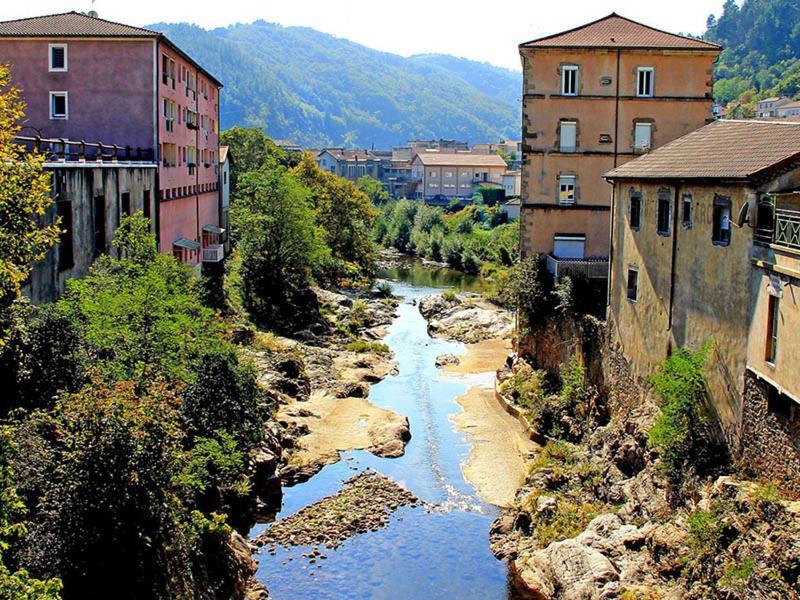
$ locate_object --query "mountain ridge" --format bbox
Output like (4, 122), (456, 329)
(148, 20), (522, 148)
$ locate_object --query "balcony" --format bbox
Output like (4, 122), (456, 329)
(546, 254), (609, 279)
(756, 195), (800, 253)
(202, 243), (224, 263)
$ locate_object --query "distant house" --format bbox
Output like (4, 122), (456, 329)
(502, 197), (521, 220)
(503, 171), (521, 197)
(219, 145), (231, 251)
(315, 149), (381, 181)
(410, 152), (507, 202)
(776, 100), (800, 118)
(756, 96), (792, 118)
(408, 139), (469, 153)
(0, 11), (224, 267)
(274, 139), (302, 153)
(605, 119), (800, 494)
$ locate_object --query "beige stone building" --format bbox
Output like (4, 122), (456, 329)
(606, 120), (800, 491)
(518, 14), (720, 276)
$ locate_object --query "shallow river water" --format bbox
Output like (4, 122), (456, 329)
(250, 277), (524, 599)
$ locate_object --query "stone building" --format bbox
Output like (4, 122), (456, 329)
(518, 13), (720, 278)
(605, 119), (800, 491)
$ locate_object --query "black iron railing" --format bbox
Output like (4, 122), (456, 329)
(14, 135), (155, 163)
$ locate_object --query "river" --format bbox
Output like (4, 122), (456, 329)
(249, 272), (526, 599)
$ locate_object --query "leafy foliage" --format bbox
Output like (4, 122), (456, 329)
(220, 127), (297, 191)
(231, 169), (328, 324)
(146, 23), (521, 147)
(705, 0), (800, 114)
(0, 65), (59, 342)
(647, 342), (725, 489)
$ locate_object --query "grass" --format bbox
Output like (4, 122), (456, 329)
(717, 557), (755, 593)
(529, 493), (606, 548)
(441, 289), (457, 302)
(345, 340), (390, 355)
(251, 331), (289, 353)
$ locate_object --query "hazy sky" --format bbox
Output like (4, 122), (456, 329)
(3, 1), (727, 70)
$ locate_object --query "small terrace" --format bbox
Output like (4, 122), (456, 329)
(14, 135), (155, 164)
(546, 255), (609, 280)
(755, 193), (800, 254)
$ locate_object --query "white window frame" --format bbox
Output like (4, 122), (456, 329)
(634, 122), (652, 151)
(561, 65), (578, 96)
(49, 43), (68, 72)
(558, 174), (576, 205)
(626, 265), (639, 303)
(636, 67), (654, 98)
(49, 91), (68, 120)
(559, 120), (577, 152)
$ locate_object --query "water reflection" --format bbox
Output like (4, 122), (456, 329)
(251, 279), (521, 599)
(378, 256), (491, 294)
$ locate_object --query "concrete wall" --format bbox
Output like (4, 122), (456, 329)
(0, 38), (155, 150)
(519, 45), (717, 260)
(608, 180), (754, 443)
(26, 164), (157, 304)
(413, 159), (505, 199)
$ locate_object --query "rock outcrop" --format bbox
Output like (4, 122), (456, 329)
(418, 293), (512, 343)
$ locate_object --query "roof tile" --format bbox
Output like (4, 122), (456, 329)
(521, 13), (720, 51)
(0, 11), (157, 37)
(605, 120), (800, 181)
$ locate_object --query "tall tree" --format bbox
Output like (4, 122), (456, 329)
(0, 66), (59, 342)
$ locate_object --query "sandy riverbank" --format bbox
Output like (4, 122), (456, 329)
(444, 337), (538, 508)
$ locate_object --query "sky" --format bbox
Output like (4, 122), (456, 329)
(3, 1), (728, 71)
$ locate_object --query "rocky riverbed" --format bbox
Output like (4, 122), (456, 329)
(255, 470), (421, 553)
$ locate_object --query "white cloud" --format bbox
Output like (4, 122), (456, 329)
(3, 0), (726, 70)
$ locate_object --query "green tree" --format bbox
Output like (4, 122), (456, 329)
(0, 430), (62, 599)
(356, 175), (390, 205)
(232, 169), (328, 324)
(0, 66), (60, 343)
(61, 214), (224, 385)
(219, 127), (295, 190)
(292, 154), (377, 278)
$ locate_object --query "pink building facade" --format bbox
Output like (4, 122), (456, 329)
(0, 11), (223, 266)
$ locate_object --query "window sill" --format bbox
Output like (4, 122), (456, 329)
(657, 231), (671, 237)
(712, 240), (731, 247)
(50, 116), (68, 120)
(626, 297), (637, 304)
(49, 68), (68, 73)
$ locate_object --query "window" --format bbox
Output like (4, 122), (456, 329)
(445, 171), (454, 178)
(561, 65), (578, 96)
(57, 200), (73, 272)
(120, 192), (131, 218)
(348, 165), (356, 178)
(634, 122), (652, 151)
(50, 92), (68, 119)
(49, 44), (67, 72)
(712, 195), (732, 246)
(626, 266), (639, 302)
(636, 67), (654, 97)
(163, 99), (175, 132)
(559, 121), (577, 152)
(162, 55), (175, 87)
(93, 195), (106, 256)
(766, 294), (779, 364)
(559, 175), (576, 204)
(629, 190), (642, 230)
(429, 170), (438, 178)
(657, 189), (671, 236)
(358, 165), (366, 177)
(143, 190), (151, 222)
(682, 193), (693, 228)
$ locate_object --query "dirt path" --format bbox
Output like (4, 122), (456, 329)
(444, 337), (538, 508)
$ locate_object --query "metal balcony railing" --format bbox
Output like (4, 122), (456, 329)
(774, 208), (800, 252)
(756, 197), (800, 253)
(202, 244), (224, 263)
(546, 254), (609, 279)
(14, 135), (155, 163)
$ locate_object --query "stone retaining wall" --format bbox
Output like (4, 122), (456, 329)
(741, 371), (800, 498)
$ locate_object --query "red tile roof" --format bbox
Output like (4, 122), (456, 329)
(0, 11), (157, 37)
(605, 120), (800, 181)
(520, 13), (721, 51)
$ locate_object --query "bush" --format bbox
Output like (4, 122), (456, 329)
(345, 340), (390, 355)
(441, 289), (458, 302)
(374, 281), (393, 298)
(647, 342), (725, 489)
(181, 350), (264, 453)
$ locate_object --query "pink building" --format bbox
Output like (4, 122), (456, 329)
(0, 11), (224, 266)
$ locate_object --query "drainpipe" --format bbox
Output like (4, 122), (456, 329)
(613, 49), (621, 168)
(667, 182), (681, 332)
(606, 182), (615, 311)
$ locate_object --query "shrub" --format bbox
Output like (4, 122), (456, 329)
(533, 497), (605, 548)
(251, 331), (289, 353)
(718, 557), (755, 594)
(345, 340), (390, 355)
(647, 342), (723, 488)
(508, 255), (555, 328)
(441, 289), (458, 302)
(374, 281), (394, 298)
(684, 509), (725, 562)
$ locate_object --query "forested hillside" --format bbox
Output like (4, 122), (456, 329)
(705, 0), (800, 115)
(148, 21), (522, 147)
